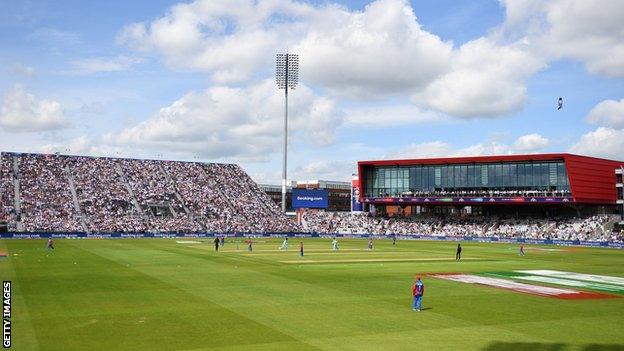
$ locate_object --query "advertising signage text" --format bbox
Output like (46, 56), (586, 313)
(292, 189), (329, 209)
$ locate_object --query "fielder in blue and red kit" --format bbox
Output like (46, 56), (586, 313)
(412, 276), (424, 311)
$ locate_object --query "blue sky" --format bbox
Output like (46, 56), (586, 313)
(1, 0), (623, 183)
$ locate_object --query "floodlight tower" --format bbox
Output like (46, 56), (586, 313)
(276, 53), (299, 213)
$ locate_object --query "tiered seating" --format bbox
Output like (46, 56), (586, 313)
(226, 164), (300, 232)
(119, 159), (201, 233)
(1, 152), (297, 233)
(162, 161), (235, 232)
(0, 153), (16, 229)
(18, 154), (81, 232)
(302, 211), (622, 243)
(69, 156), (146, 233)
(2, 151), (621, 243)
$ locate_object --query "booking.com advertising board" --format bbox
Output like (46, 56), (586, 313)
(291, 189), (329, 209)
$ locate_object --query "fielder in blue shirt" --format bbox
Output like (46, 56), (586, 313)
(412, 276), (424, 311)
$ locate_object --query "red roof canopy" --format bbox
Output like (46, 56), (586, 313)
(358, 153), (621, 167)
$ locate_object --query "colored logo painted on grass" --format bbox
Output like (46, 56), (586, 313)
(484, 272), (624, 294)
(516, 270), (624, 287)
(430, 274), (616, 300)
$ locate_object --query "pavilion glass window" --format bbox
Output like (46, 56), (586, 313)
(362, 160), (570, 197)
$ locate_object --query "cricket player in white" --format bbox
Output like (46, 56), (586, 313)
(332, 238), (339, 251)
(279, 238), (289, 250)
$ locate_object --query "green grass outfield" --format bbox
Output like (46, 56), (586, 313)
(1, 238), (623, 351)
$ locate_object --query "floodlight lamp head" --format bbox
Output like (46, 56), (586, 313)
(275, 53), (299, 90)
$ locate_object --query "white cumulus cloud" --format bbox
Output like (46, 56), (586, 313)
(118, 0), (452, 91)
(294, 0), (452, 97)
(569, 127), (624, 160)
(388, 133), (550, 159)
(110, 79), (342, 161)
(113, 0), (624, 125)
(569, 98), (624, 160)
(0, 85), (69, 133)
(501, 0), (624, 77)
(514, 133), (550, 151)
(41, 135), (91, 154)
(343, 104), (446, 126)
(117, 0), (310, 84)
(291, 160), (356, 182)
(415, 37), (545, 117)
(586, 98), (624, 129)
(385, 141), (454, 159)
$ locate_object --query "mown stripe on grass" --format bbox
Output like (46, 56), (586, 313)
(1, 240), (42, 351)
(281, 257), (488, 264)
(126, 241), (481, 341)
(55, 239), (323, 351)
(216, 248), (366, 253)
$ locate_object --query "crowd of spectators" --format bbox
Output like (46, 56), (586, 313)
(0, 154), (16, 228)
(0, 152), (298, 233)
(549, 215), (612, 241)
(119, 159), (203, 233)
(161, 161), (236, 232)
(370, 189), (572, 198)
(17, 154), (82, 232)
(204, 163), (299, 233)
(120, 159), (186, 215)
(69, 156), (147, 233)
(485, 219), (545, 239)
(302, 211), (434, 235)
(1, 152), (622, 243)
(302, 210), (622, 243)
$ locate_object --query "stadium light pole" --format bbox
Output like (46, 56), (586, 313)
(276, 53), (299, 213)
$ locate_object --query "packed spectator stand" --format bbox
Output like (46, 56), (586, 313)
(0, 152), (294, 234)
(301, 211), (623, 243)
(0, 152), (622, 243)
(0, 155), (16, 231)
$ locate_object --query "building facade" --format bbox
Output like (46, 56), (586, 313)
(260, 180), (351, 212)
(358, 154), (624, 216)
(259, 184), (293, 212)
